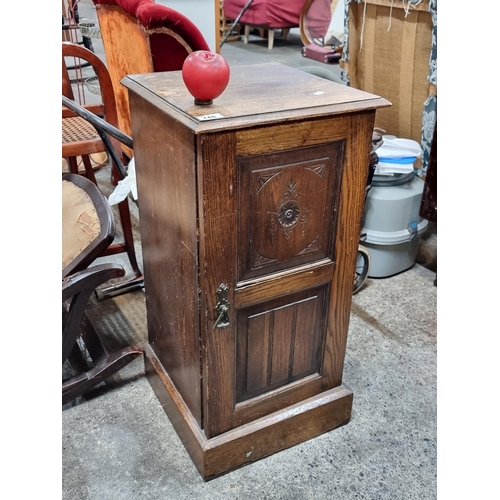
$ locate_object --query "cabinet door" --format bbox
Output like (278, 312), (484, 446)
(199, 128), (350, 438)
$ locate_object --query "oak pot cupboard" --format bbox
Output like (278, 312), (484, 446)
(122, 63), (390, 480)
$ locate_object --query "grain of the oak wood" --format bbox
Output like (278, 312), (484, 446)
(122, 63), (390, 133)
(198, 131), (239, 438)
(145, 343), (353, 481)
(129, 92), (202, 424)
(203, 386), (353, 480)
(234, 260), (334, 309)
(236, 142), (343, 281)
(322, 111), (376, 388)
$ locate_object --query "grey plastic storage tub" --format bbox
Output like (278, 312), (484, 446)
(360, 173), (428, 278)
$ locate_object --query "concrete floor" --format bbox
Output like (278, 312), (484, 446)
(62, 3), (437, 498)
(62, 234), (437, 499)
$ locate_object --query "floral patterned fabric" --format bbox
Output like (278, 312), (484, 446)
(342, 0), (437, 176)
(421, 0), (437, 178)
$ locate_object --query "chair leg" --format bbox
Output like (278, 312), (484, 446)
(65, 155), (97, 184)
(79, 311), (107, 362)
(62, 265), (143, 405)
(62, 345), (143, 405)
(81, 154), (98, 184)
(244, 25), (250, 44)
(116, 197), (141, 278)
(98, 195), (143, 296)
(66, 156), (80, 175)
(110, 151), (131, 186)
(268, 29), (275, 50)
(102, 198), (142, 278)
(109, 163), (142, 279)
(282, 28), (290, 40)
(63, 289), (95, 363)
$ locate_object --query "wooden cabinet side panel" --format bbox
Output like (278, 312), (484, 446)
(322, 111), (376, 388)
(128, 92), (201, 424)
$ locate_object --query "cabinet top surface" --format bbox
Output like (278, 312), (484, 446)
(122, 63), (391, 132)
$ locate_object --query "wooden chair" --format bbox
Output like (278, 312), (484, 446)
(62, 41), (120, 182)
(62, 41), (142, 289)
(62, 173), (142, 405)
(92, 0), (210, 141)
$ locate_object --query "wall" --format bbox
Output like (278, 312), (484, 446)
(155, 0), (217, 51)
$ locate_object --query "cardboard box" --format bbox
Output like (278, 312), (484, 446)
(341, 0), (435, 145)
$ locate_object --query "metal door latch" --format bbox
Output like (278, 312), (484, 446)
(213, 284), (230, 329)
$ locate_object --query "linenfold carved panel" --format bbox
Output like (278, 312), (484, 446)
(238, 142), (345, 281)
(235, 285), (328, 403)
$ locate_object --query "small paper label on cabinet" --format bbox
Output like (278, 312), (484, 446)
(198, 113), (225, 121)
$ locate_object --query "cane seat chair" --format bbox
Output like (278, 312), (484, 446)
(62, 41), (120, 183)
(62, 173), (142, 405)
(62, 41), (142, 285)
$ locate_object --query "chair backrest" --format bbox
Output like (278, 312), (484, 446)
(62, 41), (122, 158)
(93, 0), (210, 138)
(299, 0), (335, 46)
(62, 173), (116, 278)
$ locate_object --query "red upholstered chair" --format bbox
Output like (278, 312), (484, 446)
(92, 0), (210, 143)
(223, 0), (306, 50)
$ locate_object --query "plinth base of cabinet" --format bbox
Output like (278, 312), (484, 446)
(144, 343), (353, 481)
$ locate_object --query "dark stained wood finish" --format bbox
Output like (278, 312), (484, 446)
(128, 92), (202, 424)
(197, 112), (371, 438)
(123, 63), (389, 478)
(322, 111), (375, 388)
(237, 142), (344, 281)
(196, 130), (239, 437)
(234, 259), (334, 308)
(235, 286), (328, 404)
(144, 343), (353, 481)
(122, 63), (389, 133)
